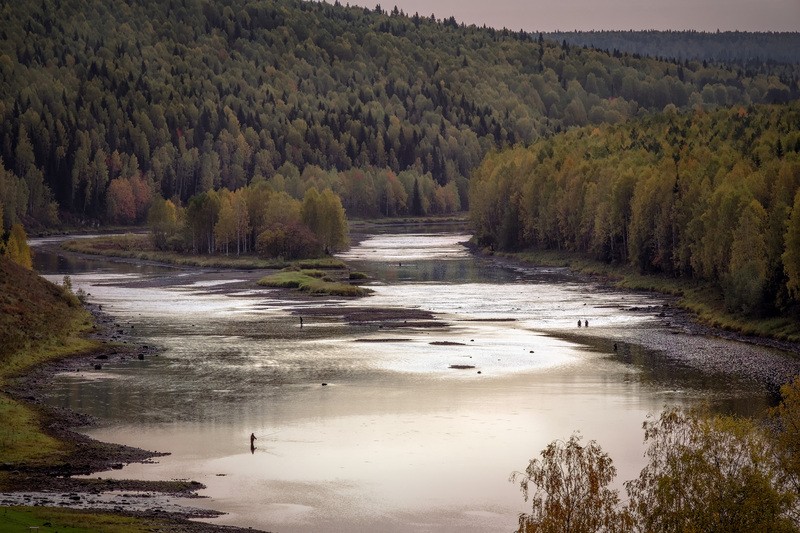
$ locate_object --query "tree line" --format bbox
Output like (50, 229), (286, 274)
(1, 0), (798, 230)
(147, 181), (349, 260)
(470, 103), (800, 316)
(546, 30), (800, 66)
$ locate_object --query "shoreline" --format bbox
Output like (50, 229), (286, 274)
(469, 241), (800, 357)
(3, 297), (264, 531)
(467, 243), (800, 399)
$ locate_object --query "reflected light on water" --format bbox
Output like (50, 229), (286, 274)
(35, 232), (778, 532)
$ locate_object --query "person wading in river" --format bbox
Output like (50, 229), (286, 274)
(250, 432), (257, 453)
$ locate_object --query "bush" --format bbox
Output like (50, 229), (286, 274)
(513, 408), (799, 533)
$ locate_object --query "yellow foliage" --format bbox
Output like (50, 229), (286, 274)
(4, 223), (32, 269)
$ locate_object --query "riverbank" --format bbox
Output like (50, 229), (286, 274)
(61, 234), (374, 298)
(62, 233), (298, 270)
(476, 245), (800, 346)
(0, 256), (262, 531)
(458, 244), (800, 400)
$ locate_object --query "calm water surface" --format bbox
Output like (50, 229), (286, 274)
(32, 232), (774, 532)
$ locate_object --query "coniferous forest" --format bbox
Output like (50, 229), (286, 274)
(1, 0), (798, 230)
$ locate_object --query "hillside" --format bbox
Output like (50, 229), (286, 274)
(1, 0), (798, 228)
(0, 255), (92, 470)
(0, 256), (90, 364)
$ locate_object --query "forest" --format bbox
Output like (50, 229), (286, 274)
(469, 103), (800, 316)
(1, 0), (798, 231)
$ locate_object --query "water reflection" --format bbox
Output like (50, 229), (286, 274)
(34, 231), (793, 532)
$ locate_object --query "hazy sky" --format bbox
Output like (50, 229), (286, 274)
(342, 0), (800, 32)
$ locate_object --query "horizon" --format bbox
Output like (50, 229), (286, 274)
(333, 0), (800, 33)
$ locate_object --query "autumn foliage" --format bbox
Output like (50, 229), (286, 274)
(514, 387), (800, 532)
(471, 104), (800, 316)
(147, 182), (348, 260)
(2, 223), (32, 270)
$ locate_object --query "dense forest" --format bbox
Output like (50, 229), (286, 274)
(470, 103), (800, 316)
(547, 31), (800, 65)
(1, 0), (798, 229)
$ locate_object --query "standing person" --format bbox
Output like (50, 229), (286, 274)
(577, 319), (582, 328)
(250, 432), (257, 453)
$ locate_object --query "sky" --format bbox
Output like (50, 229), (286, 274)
(340, 0), (800, 32)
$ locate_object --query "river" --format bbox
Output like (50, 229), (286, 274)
(30, 230), (794, 532)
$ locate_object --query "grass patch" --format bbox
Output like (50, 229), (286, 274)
(293, 257), (348, 269)
(0, 395), (65, 466)
(296, 269), (326, 278)
(0, 506), (193, 533)
(498, 248), (800, 343)
(258, 269), (372, 297)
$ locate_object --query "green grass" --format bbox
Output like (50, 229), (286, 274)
(0, 395), (65, 466)
(0, 506), (196, 533)
(258, 269), (372, 297)
(293, 257), (348, 269)
(496, 248), (800, 343)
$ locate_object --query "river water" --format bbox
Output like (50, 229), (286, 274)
(31, 231), (787, 532)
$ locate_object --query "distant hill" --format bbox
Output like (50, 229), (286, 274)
(1, 0), (798, 226)
(545, 31), (800, 65)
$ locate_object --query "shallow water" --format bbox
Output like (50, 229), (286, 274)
(32, 232), (780, 532)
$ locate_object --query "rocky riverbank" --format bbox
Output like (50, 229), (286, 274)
(2, 301), (264, 531)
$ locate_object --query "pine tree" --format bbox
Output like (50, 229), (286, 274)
(411, 177), (423, 216)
